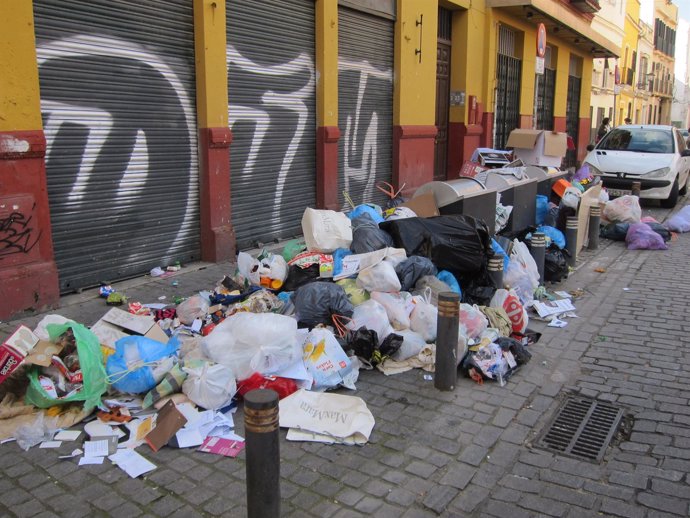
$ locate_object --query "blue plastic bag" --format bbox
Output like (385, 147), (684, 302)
(535, 195), (549, 226)
(347, 204), (384, 224)
(436, 270), (461, 296)
(106, 335), (180, 394)
(490, 239), (510, 272)
(536, 225), (566, 249)
(332, 247), (353, 277)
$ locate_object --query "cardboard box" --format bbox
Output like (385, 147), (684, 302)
(400, 192), (440, 218)
(0, 325), (40, 385)
(506, 129), (568, 168)
(91, 307), (169, 350)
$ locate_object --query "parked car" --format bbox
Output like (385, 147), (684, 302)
(583, 124), (690, 208)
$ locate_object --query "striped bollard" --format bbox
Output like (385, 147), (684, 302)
(588, 205), (601, 250)
(435, 292), (460, 391)
(487, 256), (504, 290)
(530, 232), (546, 284)
(565, 216), (579, 268)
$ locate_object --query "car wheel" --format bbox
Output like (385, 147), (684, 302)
(661, 176), (679, 208)
(680, 175), (689, 196)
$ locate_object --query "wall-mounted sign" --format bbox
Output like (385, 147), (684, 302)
(450, 90), (465, 106)
(536, 23), (546, 58)
(536, 56), (545, 75)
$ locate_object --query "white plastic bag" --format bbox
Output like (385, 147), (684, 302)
(346, 299), (393, 345)
(356, 260), (401, 293)
(504, 239), (540, 305)
(182, 360), (237, 410)
(302, 208), (353, 253)
(458, 303), (488, 340)
(603, 195), (641, 223)
(201, 313), (300, 379)
(490, 288), (528, 334)
(370, 291), (412, 331)
(392, 329), (427, 361)
(302, 327), (353, 391)
(561, 187), (581, 210)
(237, 251), (261, 285)
(409, 294), (438, 342)
(177, 294), (210, 325)
(666, 205), (690, 232)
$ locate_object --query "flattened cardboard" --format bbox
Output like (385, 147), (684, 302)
(92, 308), (168, 349)
(24, 341), (64, 367)
(459, 161), (489, 178)
(102, 308), (156, 335)
(400, 192), (440, 218)
(145, 400), (187, 452)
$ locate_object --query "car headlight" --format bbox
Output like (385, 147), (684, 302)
(586, 163), (603, 176)
(645, 167), (670, 179)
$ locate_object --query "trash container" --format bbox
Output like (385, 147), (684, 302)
(414, 178), (497, 235)
(524, 165), (569, 196)
(478, 167), (538, 233)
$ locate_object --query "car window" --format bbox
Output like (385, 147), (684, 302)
(675, 130), (685, 151)
(598, 128), (674, 153)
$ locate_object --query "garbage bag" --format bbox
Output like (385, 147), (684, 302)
(336, 278), (370, 306)
(378, 333), (403, 360)
(332, 248), (353, 278)
(490, 289), (527, 334)
(350, 213), (394, 254)
(503, 240), (540, 305)
(237, 372), (297, 400)
(142, 362), (188, 409)
(292, 282), (354, 328)
(356, 260), (401, 293)
(282, 239), (307, 262)
(346, 327), (379, 361)
(302, 327), (353, 390)
(600, 222), (629, 241)
(544, 246), (569, 283)
(395, 256), (437, 292)
(490, 239), (510, 273)
(105, 335), (180, 395)
(409, 295), (438, 342)
(346, 299), (393, 346)
(370, 291), (412, 331)
(436, 270), (461, 295)
(603, 195), (642, 223)
(380, 215), (492, 278)
(496, 337), (532, 366)
(535, 225), (566, 249)
(182, 360), (237, 410)
(25, 323), (107, 410)
(535, 195), (549, 226)
(413, 275), (453, 307)
(665, 205), (690, 233)
(458, 303), (488, 340)
(626, 222), (668, 250)
(176, 294), (210, 325)
(201, 312), (300, 379)
(347, 204), (384, 224)
(384, 206), (417, 221)
(302, 208), (353, 253)
(237, 251), (288, 289)
(391, 329), (427, 361)
(282, 263), (322, 292)
(643, 221), (671, 242)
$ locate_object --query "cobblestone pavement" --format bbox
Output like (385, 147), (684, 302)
(0, 200), (688, 517)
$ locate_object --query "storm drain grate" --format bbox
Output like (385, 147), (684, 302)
(536, 396), (623, 463)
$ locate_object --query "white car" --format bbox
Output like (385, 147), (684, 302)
(583, 125), (690, 208)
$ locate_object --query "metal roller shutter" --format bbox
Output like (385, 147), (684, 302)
(33, 0), (199, 293)
(227, 0), (316, 249)
(338, 6), (394, 209)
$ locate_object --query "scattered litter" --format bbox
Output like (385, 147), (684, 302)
(59, 449), (83, 459)
(198, 437), (245, 457)
(532, 299), (577, 319)
(108, 449), (157, 478)
(423, 374), (433, 381)
(547, 318), (568, 328)
(39, 441), (62, 449)
(79, 456), (104, 465)
(594, 267), (606, 273)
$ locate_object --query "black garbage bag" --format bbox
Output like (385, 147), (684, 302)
(350, 213), (394, 254)
(380, 215), (492, 278)
(544, 245), (569, 283)
(555, 205), (577, 234)
(461, 266), (495, 306)
(282, 264), (322, 292)
(395, 256), (437, 291)
(345, 327), (378, 361)
(292, 282), (354, 328)
(600, 222), (629, 241)
(496, 336), (532, 365)
(645, 221), (671, 242)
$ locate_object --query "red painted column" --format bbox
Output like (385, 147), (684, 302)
(447, 123), (483, 179)
(553, 116), (567, 132)
(198, 127), (235, 262)
(577, 118), (591, 163)
(316, 126), (340, 210)
(392, 125), (437, 195)
(0, 131), (60, 319)
(519, 115), (533, 128)
(481, 112), (494, 149)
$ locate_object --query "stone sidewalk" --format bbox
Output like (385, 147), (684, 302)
(0, 200), (688, 518)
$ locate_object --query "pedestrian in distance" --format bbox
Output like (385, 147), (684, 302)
(596, 117), (610, 143)
(624, 117), (632, 125)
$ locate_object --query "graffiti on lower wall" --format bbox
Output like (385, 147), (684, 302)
(36, 35), (197, 276)
(0, 204), (41, 259)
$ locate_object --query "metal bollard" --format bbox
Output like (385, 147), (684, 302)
(565, 216), (578, 268)
(530, 232), (546, 285)
(487, 256), (504, 290)
(631, 181), (641, 197)
(435, 292), (460, 391)
(588, 205), (601, 250)
(244, 389), (280, 518)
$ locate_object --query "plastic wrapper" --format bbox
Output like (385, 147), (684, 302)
(503, 240), (540, 306)
(292, 282), (354, 328)
(181, 359), (237, 410)
(237, 372), (297, 400)
(665, 205), (690, 233)
(302, 327), (353, 390)
(282, 239), (307, 262)
(356, 260), (401, 293)
(391, 329), (427, 361)
(380, 215), (492, 279)
(350, 213), (394, 254)
(603, 195), (642, 224)
(626, 222), (668, 250)
(176, 294), (210, 325)
(201, 312), (300, 379)
(346, 299), (393, 346)
(370, 291), (412, 331)
(348, 204), (384, 224)
(395, 256), (437, 292)
(458, 303), (488, 340)
(14, 413), (59, 451)
(409, 295), (438, 342)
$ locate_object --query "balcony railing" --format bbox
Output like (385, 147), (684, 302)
(570, 0), (601, 13)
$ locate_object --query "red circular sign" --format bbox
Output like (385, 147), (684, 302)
(536, 23), (547, 58)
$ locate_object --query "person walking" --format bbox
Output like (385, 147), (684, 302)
(596, 117), (611, 143)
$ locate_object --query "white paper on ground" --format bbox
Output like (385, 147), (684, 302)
(176, 403), (203, 426)
(39, 441), (62, 449)
(532, 299), (576, 318)
(554, 291), (571, 299)
(109, 449), (156, 478)
(54, 430), (81, 441)
(58, 448), (83, 459)
(79, 456), (104, 465)
(548, 318), (568, 328)
(174, 428), (205, 448)
(84, 440), (109, 457)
